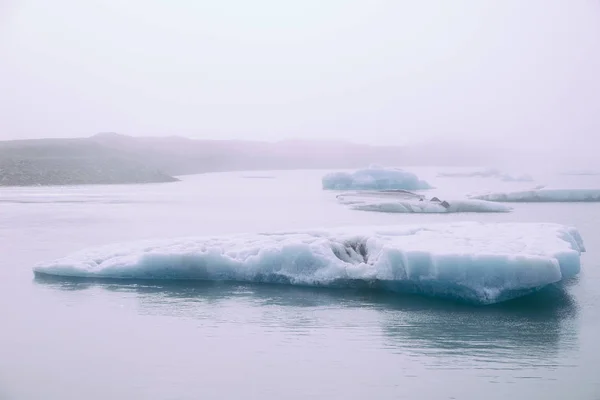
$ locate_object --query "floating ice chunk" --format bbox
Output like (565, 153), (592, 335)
(471, 189), (600, 202)
(560, 170), (600, 176)
(322, 165), (432, 191)
(33, 222), (585, 305)
(438, 168), (533, 182)
(336, 192), (512, 213)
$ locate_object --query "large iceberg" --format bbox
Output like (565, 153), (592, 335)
(33, 222), (585, 305)
(336, 192), (511, 213)
(322, 165), (432, 191)
(471, 189), (600, 202)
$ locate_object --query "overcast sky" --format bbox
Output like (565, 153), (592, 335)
(1, 0), (598, 152)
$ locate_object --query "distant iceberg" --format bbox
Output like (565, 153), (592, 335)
(559, 170), (600, 176)
(33, 222), (585, 305)
(337, 192), (511, 213)
(438, 168), (533, 182)
(322, 165), (432, 191)
(471, 189), (600, 202)
(241, 175), (276, 179)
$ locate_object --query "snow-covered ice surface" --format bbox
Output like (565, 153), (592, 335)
(33, 222), (585, 305)
(336, 191), (511, 213)
(471, 189), (600, 203)
(438, 168), (533, 182)
(322, 165), (432, 191)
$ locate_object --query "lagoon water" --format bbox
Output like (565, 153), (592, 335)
(1, 168), (599, 400)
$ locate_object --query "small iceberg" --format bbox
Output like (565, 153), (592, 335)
(322, 165), (432, 191)
(471, 188), (600, 202)
(559, 170), (600, 176)
(336, 192), (511, 213)
(33, 222), (585, 305)
(437, 168), (533, 182)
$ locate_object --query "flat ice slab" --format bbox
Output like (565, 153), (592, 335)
(322, 165), (432, 191)
(336, 192), (511, 213)
(471, 189), (600, 202)
(33, 222), (585, 305)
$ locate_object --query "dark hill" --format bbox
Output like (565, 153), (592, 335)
(0, 133), (496, 187)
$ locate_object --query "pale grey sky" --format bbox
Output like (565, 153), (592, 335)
(1, 0), (599, 151)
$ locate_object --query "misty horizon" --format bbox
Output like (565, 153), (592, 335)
(1, 0), (599, 161)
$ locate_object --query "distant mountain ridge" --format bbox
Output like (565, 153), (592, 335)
(0, 133), (496, 187)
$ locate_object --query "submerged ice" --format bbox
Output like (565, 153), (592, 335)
(336, 192), (511, 214)
(33, 222), (585, 305)
(322, 165), (432, 191)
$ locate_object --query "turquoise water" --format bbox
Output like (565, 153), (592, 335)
(1, 169), (599, 399)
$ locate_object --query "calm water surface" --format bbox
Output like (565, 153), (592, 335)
(1, 169), (599, 400)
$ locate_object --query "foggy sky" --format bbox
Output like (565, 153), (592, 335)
(1, 0), (599, 153)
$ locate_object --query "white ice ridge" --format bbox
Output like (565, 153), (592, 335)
(322, 165), (432, 191)
(471, 189), (600, 202)
(33, 222), (585, 305)
(437, 168), (533, 182)
(336, 192), (511, 213)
